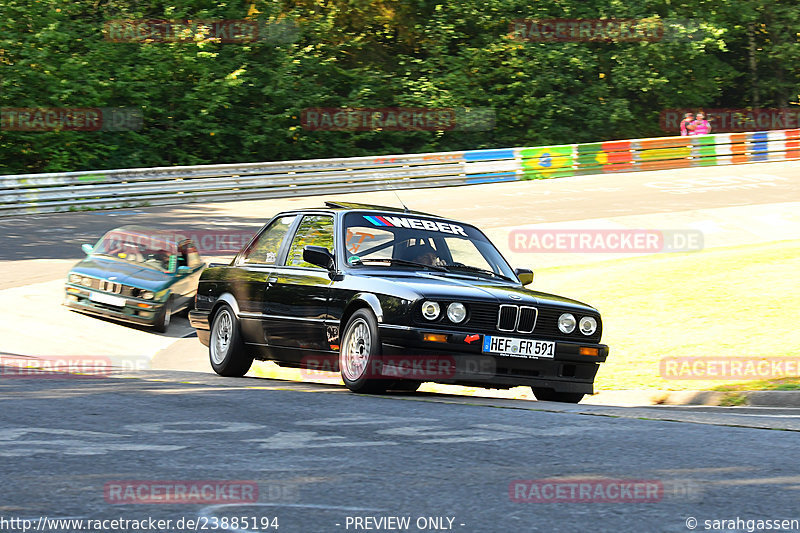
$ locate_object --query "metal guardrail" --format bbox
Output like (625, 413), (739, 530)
(2, 129), (798, 216)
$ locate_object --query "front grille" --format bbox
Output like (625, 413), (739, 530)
(517, 307), (537, 333)
(77, 276), (143, 298)
(497, 305), (518, 331)
(414, 301), (602, 342)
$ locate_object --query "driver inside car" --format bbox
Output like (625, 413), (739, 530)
(406, 243), (445, 266)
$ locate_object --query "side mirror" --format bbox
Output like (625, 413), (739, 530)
(303, 245), (335, 270)
(515, 268), (534, 286)
(81, 244), (93, 255)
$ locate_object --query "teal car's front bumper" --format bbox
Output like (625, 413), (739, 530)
(63, 284), (167, 327)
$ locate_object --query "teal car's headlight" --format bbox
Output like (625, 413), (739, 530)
(142, 291), (155, 300)
(81, 277), (92, 287)
(68, 274), (81, 284)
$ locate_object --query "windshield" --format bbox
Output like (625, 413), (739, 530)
(91, 228), (179, 273)
(343, 212), (516, 281)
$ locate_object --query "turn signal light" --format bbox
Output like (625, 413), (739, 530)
(423, 333), (448, 343)
(136, 303), (154, 309)
(579, 347), (599, 356)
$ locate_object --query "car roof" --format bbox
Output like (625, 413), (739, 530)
(285, 201), (437, 217)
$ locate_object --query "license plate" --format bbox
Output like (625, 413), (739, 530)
(89, 291), (126, 307)
(482, 335), (556, 359)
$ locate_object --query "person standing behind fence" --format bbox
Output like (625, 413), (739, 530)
(690, 112), (711, 135)
(680, 112), (695, 136)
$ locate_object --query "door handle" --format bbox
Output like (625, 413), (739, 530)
(266, 277), (278, 286)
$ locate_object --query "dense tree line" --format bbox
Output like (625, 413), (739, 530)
(1, 0), (798, 174)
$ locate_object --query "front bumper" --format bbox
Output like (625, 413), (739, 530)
(378, 324), (608, 394)
(63, 286), (164, 327)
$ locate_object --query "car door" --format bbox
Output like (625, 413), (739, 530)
(227, 215), (297, 345)
(262, 214), (335, 362)
(171, 240), (204, 310)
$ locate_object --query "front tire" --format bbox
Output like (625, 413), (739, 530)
(532, 387), (584, 404)
(209, 304), (253, 377)
(153, 296), (173, 333)
(340, 309), (387, 393)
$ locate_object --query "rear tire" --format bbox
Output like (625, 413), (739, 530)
(209, 304), (253, 377)
(340, 309), (387, 394)
(532, 387), (584, 404)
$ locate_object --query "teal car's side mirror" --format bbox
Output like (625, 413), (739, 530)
(81, 244), (93, 255)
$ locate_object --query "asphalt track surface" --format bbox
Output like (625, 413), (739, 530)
(1, 160), (799, 532)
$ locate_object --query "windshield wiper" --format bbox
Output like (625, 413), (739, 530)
(350, 257), (449, 272)
(440, 264), (515, 282)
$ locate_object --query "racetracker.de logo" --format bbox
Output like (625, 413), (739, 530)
(509, 479), (663, 503)
(661, 108), (800, 133)
(0, 355), (150, 379)
(300, 107), (495, 131)
(509, 19), (664, 42)
(104, 481), (258, 504)
(508, 229), (704, 253)
(1, 108), (142, 132)
(104, 228), (256, 255)
(660, 357), (800, 380)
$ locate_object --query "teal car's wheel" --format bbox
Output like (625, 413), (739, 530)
(209, 304), (253, 377)
(153, 296), (173, 333)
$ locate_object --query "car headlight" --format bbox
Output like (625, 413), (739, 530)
(421, 301), (440, 320)
(579, 316), (597, 336)
(447, 302), (467, 323)
(81, 277), (92, 287)
(68, 274), (81, 284)
(142, 291), (155, 300)
(558, 313), (576, 334)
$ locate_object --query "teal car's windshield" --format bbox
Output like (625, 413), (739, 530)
(91, 228), (179, 273)
(343, 212), (516, 281)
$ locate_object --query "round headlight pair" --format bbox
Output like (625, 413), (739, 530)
(421, 301), (467, 324)
(558, 313), (598, 336)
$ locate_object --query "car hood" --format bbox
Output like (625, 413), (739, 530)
(69, 256), (172, 291)
(361, 271), (597, 312)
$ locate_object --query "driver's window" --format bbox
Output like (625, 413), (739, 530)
(241, 215), (296, 265)
(285, 215), (334, 268)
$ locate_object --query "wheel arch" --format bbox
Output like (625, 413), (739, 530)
(340, 292), (383, 332)
(209, 292), (241, 324)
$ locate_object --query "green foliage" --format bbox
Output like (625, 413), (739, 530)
(1, 0), (798, 174)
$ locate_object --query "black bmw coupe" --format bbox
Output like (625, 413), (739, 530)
(189, 202), (608, 403)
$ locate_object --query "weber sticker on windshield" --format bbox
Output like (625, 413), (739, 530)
(363, 215), (468, 236)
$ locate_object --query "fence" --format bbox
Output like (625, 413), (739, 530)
(2, 129), (798, 217)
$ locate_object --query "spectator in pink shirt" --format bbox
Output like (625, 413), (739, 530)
(680, 112), (695, 136)
(690, 112), (711, 135)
